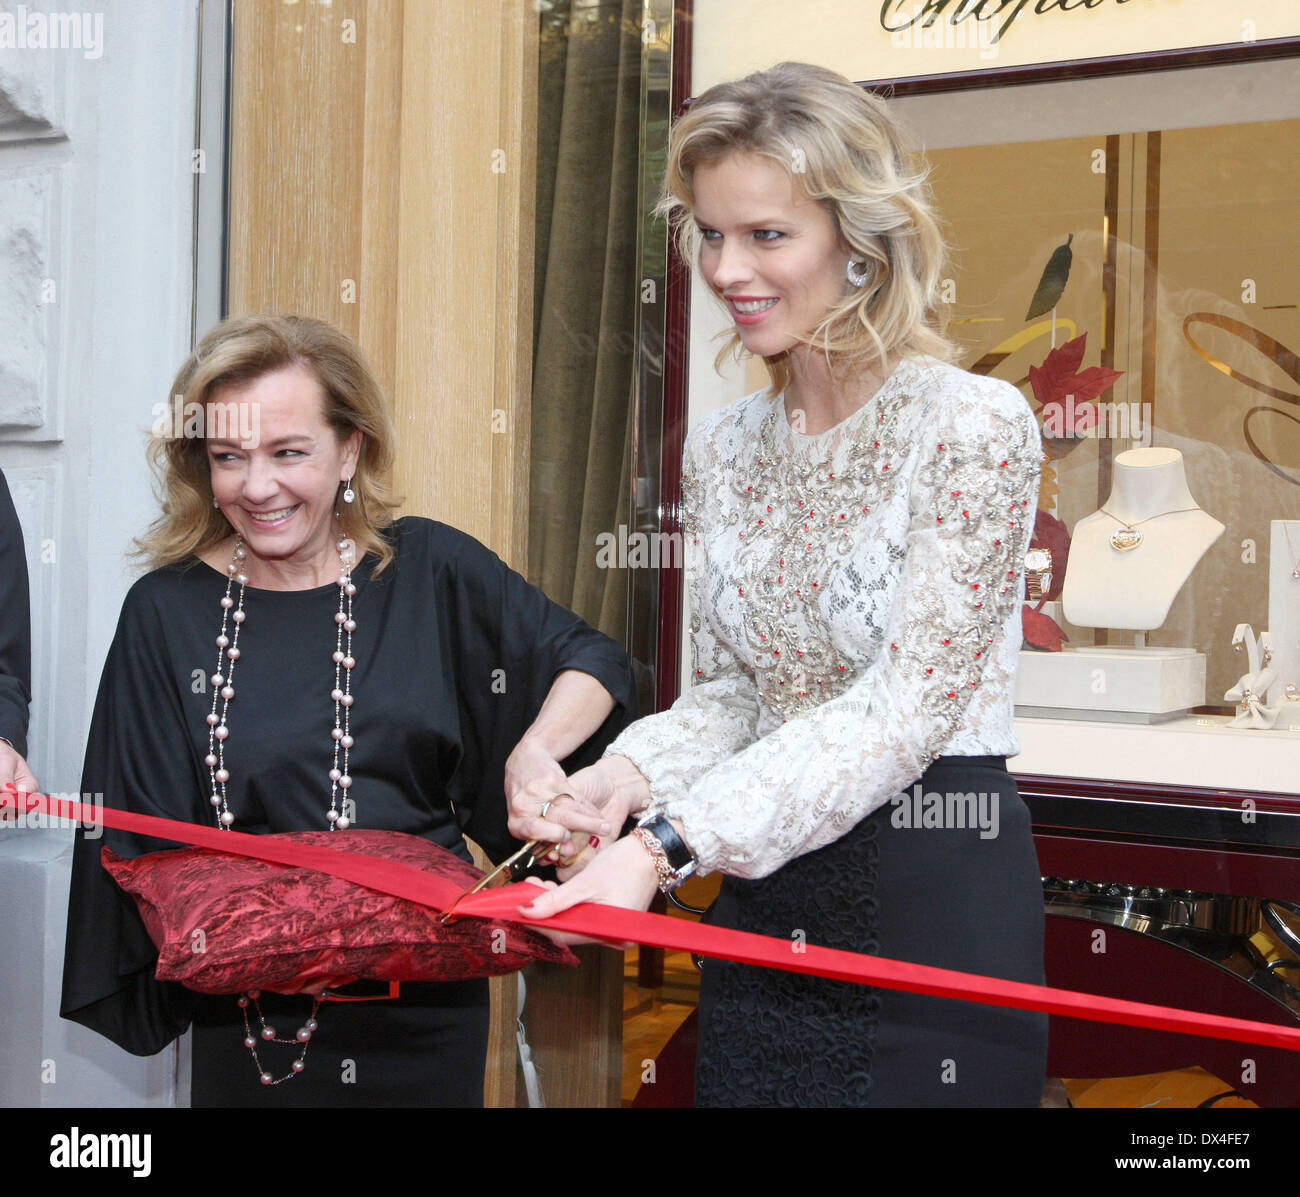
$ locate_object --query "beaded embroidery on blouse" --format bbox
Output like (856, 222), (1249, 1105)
(609, 356), (1042, 877)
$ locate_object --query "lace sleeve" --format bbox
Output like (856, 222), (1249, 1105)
(657, 380), (1041, 878)
(602, 428), (761, 798)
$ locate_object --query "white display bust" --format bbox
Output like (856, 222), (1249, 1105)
(1062, 447), (1224, 631)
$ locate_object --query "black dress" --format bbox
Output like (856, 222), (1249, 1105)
(0, 467), (32, 756)
(60, 516), (635, 1106)
(695, 756), (1048, 1107)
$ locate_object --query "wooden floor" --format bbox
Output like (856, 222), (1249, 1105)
(621, 948), (1259, 1108)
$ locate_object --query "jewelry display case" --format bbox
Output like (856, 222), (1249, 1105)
(641, 8), (1300, 1102)
(882, 45), (1300, 1105)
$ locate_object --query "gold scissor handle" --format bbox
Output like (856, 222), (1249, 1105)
(440, 794), (579, 923)
(439, 838), (551, 924)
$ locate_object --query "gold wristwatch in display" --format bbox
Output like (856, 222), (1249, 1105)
(1024, 547), (1053, 603)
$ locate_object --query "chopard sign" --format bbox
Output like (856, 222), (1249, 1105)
(880, 0), (1147, 46)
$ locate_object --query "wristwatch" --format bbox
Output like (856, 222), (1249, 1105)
(1024, 547), (1053, 603)
(632, 813), (698, 893)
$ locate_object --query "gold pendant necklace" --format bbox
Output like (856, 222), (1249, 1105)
(1100, 506), (1200, 553)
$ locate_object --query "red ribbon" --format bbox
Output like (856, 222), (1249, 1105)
(15, 788), (1300, 1053)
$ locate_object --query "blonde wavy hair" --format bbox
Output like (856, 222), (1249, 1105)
(657, 61), (954, 394)
(137, 315), (402, 574)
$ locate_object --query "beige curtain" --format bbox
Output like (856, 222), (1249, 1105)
(531, 0), (641, 639)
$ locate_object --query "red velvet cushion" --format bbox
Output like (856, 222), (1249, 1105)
(103, 828), (574, 994)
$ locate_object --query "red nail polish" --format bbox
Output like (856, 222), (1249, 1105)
(589, 836), (600, 848)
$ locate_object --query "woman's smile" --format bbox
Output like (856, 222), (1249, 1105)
(244, 504), (301, 526)
(726, 295), (780, 323)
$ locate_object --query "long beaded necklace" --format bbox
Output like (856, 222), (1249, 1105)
(202, 531), (359, 1084)
(205, 535), (359, 830)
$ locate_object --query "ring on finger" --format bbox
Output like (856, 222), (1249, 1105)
(538, 792), (575, 822)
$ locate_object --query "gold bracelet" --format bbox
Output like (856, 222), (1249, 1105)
(631, 826), (676, 891)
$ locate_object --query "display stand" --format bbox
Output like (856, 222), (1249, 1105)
(1268, 521), (1300, 729)
(1021, 449), (1219, 719)
(1016, 646), (1205, 721)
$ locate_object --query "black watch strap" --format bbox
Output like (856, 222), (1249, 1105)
(636, 813), (697, 886)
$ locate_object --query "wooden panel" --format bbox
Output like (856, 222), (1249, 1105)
(228, 0), (365, 338)
(228, 0), (619, 1109)
(228, 0), (535, 561)
(226, 0), (634, 1108)
(357, 0), (404, 412)
(522, 949), (624, 1108)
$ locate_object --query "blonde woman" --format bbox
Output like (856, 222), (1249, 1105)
(62, 315), (632, 1106)
(518, 62), (1048, 1107)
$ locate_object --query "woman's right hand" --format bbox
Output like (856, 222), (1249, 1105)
(506, 754), (654, 872)
(550, 756), (653, 876)
(0, 741), (38, 796)
(506, 781), (610, 855)
(518, 834), (661, 948)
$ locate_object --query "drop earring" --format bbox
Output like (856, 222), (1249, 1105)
(342, 476), (355, 504)
(846, 260), (869, 289)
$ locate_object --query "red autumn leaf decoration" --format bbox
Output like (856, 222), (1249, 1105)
(1022, 604), (1069, 652)
(1029, 332), (1123, 408)
(1029, 334), (1124, 462)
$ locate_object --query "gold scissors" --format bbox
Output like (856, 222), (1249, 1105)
(440, 794), (575, 924)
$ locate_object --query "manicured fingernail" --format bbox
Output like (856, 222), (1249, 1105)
(589, 836), (600, 848)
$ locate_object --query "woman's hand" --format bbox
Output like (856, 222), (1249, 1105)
(505, 736), (612, 850)
(517, 834), (661, 948)
(503, 664), (626, 856)
(550, 756), (655, 876)
(0, 741), (38, 796)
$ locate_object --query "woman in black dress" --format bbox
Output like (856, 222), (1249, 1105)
(518, 62), (1049, 1107)
(61, 314), (634, 1106)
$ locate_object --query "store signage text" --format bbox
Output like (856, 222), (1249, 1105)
(880, 0), (1148, 46)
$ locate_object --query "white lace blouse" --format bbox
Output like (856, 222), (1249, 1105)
(605, 355), (1042, 879)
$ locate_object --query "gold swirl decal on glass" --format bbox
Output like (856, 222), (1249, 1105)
(1182, 313), (1300, 487)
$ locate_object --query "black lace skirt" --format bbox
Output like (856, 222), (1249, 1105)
(695, 756), (1047, 1107)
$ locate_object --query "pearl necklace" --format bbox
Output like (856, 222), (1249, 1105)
(240, 989), (326, 1085)
(202, 532), (360, 1086)
(205, 535), (359, 831)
